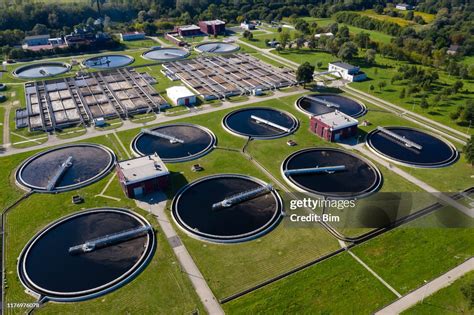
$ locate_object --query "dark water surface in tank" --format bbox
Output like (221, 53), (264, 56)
(173, 176), (281, 241)
(297, 94), (366, 118)
(18, 145), (113, 191)
(133, 124), (215, 162)
(367, 127), (457, 167)
(283, 148), (381, 198)
(224, 107), (298, 139)
(22, 210), (151, 296)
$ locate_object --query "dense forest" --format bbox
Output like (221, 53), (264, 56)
(0, 0), (472, 60)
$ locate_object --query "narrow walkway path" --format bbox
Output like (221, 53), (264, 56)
(347, 250), (402, 298)
(135, 193), (224, 315)
(2, 105), (10, 145)
(376, 258), (474, 314)
(0, 88), (305, 157)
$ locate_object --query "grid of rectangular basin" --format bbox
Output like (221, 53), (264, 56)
(19, 68), (167, 131)
(162, 54), (299, 100)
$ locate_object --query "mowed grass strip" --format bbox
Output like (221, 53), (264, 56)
(403, 271), (474, 315)
(352, 205), (474, 295)
(223, 252), (397, 314)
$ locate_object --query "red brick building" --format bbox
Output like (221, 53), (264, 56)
(198, 20), (226, 35)
(174, 25), (202, 37)
(116, 154), (169, 198)
(310, 110), (358, 142)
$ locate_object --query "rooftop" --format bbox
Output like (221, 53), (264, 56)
(118, 154), (169, 185)
(25, 34), (50, 40)
(313, 110), (358, 130)
(201, 20), (226, 25)
(166, 85), (195, 98)
(178, 25), (201, 31)
(329, 61), (358, 70)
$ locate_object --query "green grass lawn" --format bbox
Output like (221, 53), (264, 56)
(403, 271), (474, 314)
(223, 252), (397, 314)
(349, 55), (474, 135)
(352, 205), (473, 295)
(300, 17), (394, 44)
(0, 135), (204, 314)
(0, 105), (5, 144)
(271, 48), (335, 69)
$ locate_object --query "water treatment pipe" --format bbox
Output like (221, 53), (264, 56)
(69, 225), (152, 255)
(212, 184), (273, 210)
(46, 156), (73, 191)
(284, 165), (346, 176)
(142, 128), (184, 144)
(250, 115), (291, 133)
(377, 126), (423, 150)
(305, 96), (340, 109)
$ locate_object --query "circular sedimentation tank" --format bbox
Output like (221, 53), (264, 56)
(16, 143), (115, 193)
(366, 126), (458, 168)
(142, 47), (190, 62)
(194, 42), (240, 54)
(13, 62), (71, 79)
(172, 174), (283, 243)
(281, 148), (382, 199)
(131, 123), (216, 163)
(296, 94), (367, 118)
(82, 54), (134, 69)
(18, 208), (155, 302)
(223, 107), (299, 139)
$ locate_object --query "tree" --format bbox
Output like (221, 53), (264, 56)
(91, 0), (107, 16)
(399, 88), (406, 99)
(460, 100), (474, 123)
(369, 84), (375, 92)
(453, 80), (464, 94)
(316, 61), (323, 69)
(465, 135), (474, 167)
(243, 30), (253, 40)
(337, 41), (358, 61)
(420, 97), (429, 109)
(365, 49), (376, 64)
(279, 31), (290, 49)
(296, 62), (315, 88)
(32, 24), (48, 35)
(377, 81), (387, 91)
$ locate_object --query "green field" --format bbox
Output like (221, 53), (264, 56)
(403, 271), (474, 314)
(224, 252), (397, 314)
(352, 206), (473, 295)
(300, 17), (394, 44)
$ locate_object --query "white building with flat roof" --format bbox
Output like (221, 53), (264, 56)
(328, 61), (367, 82)
(166, 85), (197, 106)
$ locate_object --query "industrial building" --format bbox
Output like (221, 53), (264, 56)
(240, 21), (256, 30)
(116, 154), (170, 198)
(166, 86), (197, 106)
(162, 53), (298, 100)
(328, 61), (367, 82)
(395, 3), (414, 10)
(199, 20), (226, 35)
(23, 35), (50, 47)
(310, 110), (358, 142)
(16, 68), (167, 131)
(120, 31), (146, 41)
(174, 25), (202, 37)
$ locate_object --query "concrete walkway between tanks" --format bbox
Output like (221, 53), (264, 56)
(375, 258), (474, 314)
(135, 192), (224, 315)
